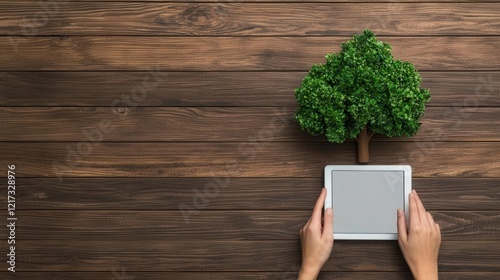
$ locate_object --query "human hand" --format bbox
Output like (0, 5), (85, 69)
(397, 190), (441, 280)
(298, 188), (334, 280)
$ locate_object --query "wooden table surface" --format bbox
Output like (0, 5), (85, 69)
(1, 1), (499, 279)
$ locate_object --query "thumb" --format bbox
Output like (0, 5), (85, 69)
(323, 208), (333, 238)
(397, 208), (407, 243)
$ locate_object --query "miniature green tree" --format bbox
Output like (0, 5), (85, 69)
(294, 30), (430, 163)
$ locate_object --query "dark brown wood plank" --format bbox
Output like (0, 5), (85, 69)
(5, 210), (311, 240)
(421, 72), (500, 107)
(2, 107), (499, 141)
(434, 211), (500, 241)
(1, 272), (498, 280)
(2, 272), (500, 280)
(5, 178), (317, 210)
(0, 272), (360, 280)
(1, 72), (498, 107)
(0, 71), (299, 107)
(0, 274), (500, 280)
(3, 178), (499, 210)
(2, 3), (498, 36)
(13, 0), (500, 2)
(341, 272), (500, 280)
(399, 107), (500, 142)
(2, 37), (499, 71)
(0, 107), (299, 142)
(417, 178), (500, 211)
(5, 210), (498, 241)
(2, 240), (499, 272)
(1, 142), (499, 178)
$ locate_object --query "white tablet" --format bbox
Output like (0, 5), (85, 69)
(324, 165), (412, 240)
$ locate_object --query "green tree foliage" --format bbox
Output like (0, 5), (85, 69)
(294, 30), (431, 143)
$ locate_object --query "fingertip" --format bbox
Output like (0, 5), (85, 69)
(408, 192), (416, 208)
(320, 187), (326, 198)
(397, 209), (406, 226)
(397, 208), (408, 241)
(311, 188), (328, 225)
(326, 207), (333, 216)
(397, 208), (403, 216)
(397, 208), (405, 223)
(323, 209), (334, 237)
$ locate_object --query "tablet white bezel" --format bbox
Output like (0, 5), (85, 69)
(324, 165), (412, 240)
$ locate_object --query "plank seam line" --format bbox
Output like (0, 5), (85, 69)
(2, 34), (500, 38)
(8, 176), (500, 179)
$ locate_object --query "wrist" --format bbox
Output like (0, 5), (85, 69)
(298, 266), (319, 280)
(412, 266), (439, 280)
(413, 275), (438, 280)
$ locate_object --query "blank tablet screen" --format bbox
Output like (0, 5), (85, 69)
(333, 170), (404, 234)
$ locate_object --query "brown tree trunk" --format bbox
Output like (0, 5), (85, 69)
(357, 127), (370, 164)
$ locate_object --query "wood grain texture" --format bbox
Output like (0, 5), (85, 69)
(1, 71), (498, 107)
(416, 178), (500, 211)
(2, 107), (500, 141)
(1, 1), (499, 277)
(3, 178), (499, 210)
(1, 240), (499, 272)
(2, 37), (499, 71)
(11, 0), (500, 2)
(3, 210), (498, 241)
(2, 272), (499, 280)
(1, 142), (499, 178)
(1, 3), (498, 36)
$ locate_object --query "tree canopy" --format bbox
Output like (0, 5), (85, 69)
(294, 30), (431, 143)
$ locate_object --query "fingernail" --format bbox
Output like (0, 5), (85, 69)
(326, 208), (332, 215)
(397, 209), (403, 216)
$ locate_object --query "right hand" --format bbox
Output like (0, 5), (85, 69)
(397, 190), (441, 280)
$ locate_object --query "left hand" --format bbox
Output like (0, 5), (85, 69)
(298, 188), (334, 280)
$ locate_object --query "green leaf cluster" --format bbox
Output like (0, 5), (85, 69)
(294, 30), (431, 142)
